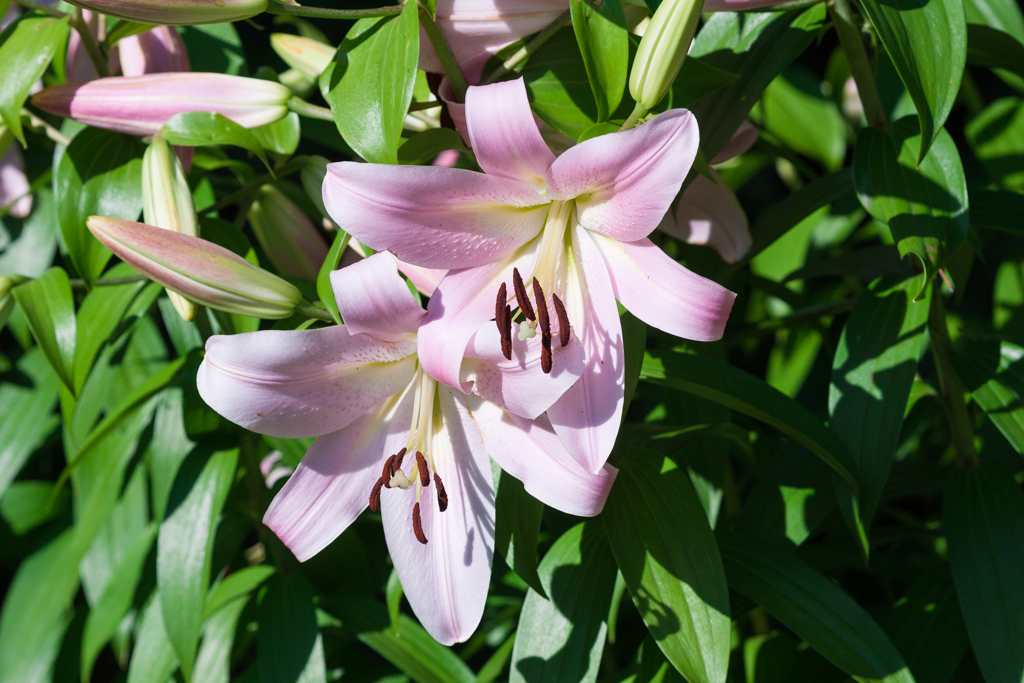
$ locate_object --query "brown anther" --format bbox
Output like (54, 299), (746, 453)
(434, 473), (448, 512)
(532, 277), (550, 337)
(394, 447), (407, 469)
(500, 304), (513, 360)
(415, 451), (430, 486)
(368, 477), (384, 513)
(552, 293), (570, 348)
(495, 282), (507, 333)
(381, 454), (397, 488)
(412, 502), (428, 544)
(513, 268), (535, 321)
(541, 335), (552, 374)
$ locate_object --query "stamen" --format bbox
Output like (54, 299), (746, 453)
(495, 282), (507, 332)
(368, 477), (384, 513)
(532, 278), (550, 337)
(501, 304), (513, 360)
(541, 335), (552, 374)
(381, 455), (396, 488)
(412, 502), (427, 544)
(513, 268), (535, 321)
(552, 293), (570, 348)
(415, 451), (430, 486)
(434, 473), (448, 512)
(393, 447), (407, 470)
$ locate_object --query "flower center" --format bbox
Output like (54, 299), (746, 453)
(366, 367), (447, 544)
(494, 200), (574, 372)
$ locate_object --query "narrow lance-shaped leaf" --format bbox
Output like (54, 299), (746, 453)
(11, 266), (76, 391)
(956, 341), (1024, 454)
(317, 228), (350, 325)
(0, 348), (61, 499)
(257, 572), (327, 683)
(127, 593), (179, 683)
(494, 470), (546, 598)
(0, 14), (70, 144)
(571, 0), (628, 122)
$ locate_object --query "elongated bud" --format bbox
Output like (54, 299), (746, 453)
(63, 0), (266, 26)
(119, 25), (190, 76)
(143, 135), (199, 320)
(629, 0), (705, 110)
(32, 73), (290, 136)
(270, 34), (336, 81)
(247, 185), (328, 281)
(88, 216), (302, 319)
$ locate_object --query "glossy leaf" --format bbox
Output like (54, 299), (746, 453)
(966, 24), (1024, 83)
(251, 112), (301, 156)
(0, 14), (70, 145)
(0, 348), (60, 499)
(316, 228), (349, 325)
(570, 0), (627, 122)
(495, 470), (546, 598)
(11, 266), (76, 391)
(718, 533), (915, 682)
(257, 573), (327, 683)
(193, 595), (248, 683)
(944, 461), (1024, 683)
(602, 450), (730, 683)
(965, 97), (1024, 192)
(858, 0), (967, 161)
(640, 350), (858, 491)
(126, 594), (179, 683)
(956, 341), (1024, 454)
(158, 446), (239, 681)
(204, 565), (275, 619)
(510, 521), (617, 683)
(322, 1), (418, 164)
(161, 112), (269, 169)
(853, 117), (969, 288)
(966, 0), (1024, 42)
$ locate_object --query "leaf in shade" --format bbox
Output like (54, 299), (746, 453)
(621, 309), (647, 418)
(956, 341), (1024, 454)
(570, 0), (627, 122)
(0, 481), (67, 534)
(965, 97), (1024, 192)
(970, 188), (1024, 234)
(966, 24), (1024, 83)
(944, 461), (1024, 683)
(601, 450), (729, 683)
(494, 470), (546, 598)
(759, 66), (847, 171)
(397, 128), (468, 165)
(193, 595), (248, 683)
(718, 533), (915, 683)
(510, 521), (618, 683)
(857, 0), (966, 161)
(640, 350), (858, 492)
(11, 266), (76, 391)
(257, 573), (327, 683)
(0, 14), (70, 144)
(317, 229), (350, 325)
(161, 112), (269, 170)
(966, 0), (1024, 42)
(204, 565), (276, 619)
(322, 1), (419, 164)
(853, 117), (969, 291)
(127, 593), (179, 683)
(0, 348), (60, 499)
(158, 446), (239, 681)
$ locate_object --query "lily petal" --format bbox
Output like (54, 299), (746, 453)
(592, 233), (735, 341)
(466, 78), (555, 190)
(263, 390), (411, 561)
(470, 397), (617, 516)
(197, 325), (418, 438)
(381, 387), (495, 645)
(659, 170), (752, 264)
(331, 252), (426, 343)
(545, 109), (699, 242)
(323, 162), (548, 269)
(461, 321), (583, 420)
(396, 259), (447, 297)
(712, 119), (758, 164)
(546, 225), (624, 474)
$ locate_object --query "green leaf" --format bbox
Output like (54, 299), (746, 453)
(858, 0), (966, 161)
(965, 97), (1024, 192)
(54, 128), (146, 286)
(830, 276), (931, 532)
(759, 66), (846, 171)
(0, 348), (60, 498)
(161, 112), (269, 169)
(944, 461), (1024, 683)
(127, 593), (179, 683)
(11, 266), (76, 391)
(385, 569), (403, 633)
(205, 565), (275, 619)
(718, 533), (915, 683)
(570, 0), (627, 122)
(179, 23), (247, 75)
(322, 1), (419, 164)
(193, 595), (249, 683)
(494, 470), (546, 598)
(601, 451), (730, 683)
(640, 349), (858, 491)
(397, 127), (468, 165)
(689, 4), (826, 161)
(970, 188), (1024, 233)
(301, 155), (332, 221)
(81, 523), (158, 683)
(158, 446), (240, 681)
(621, 309), (646, 418)
(257, 573), (327, 683)
(0, 481), (67, 534)
(321, 593), (475, 683)
(0, 14), (70, 145)
(316, 228), (350, 325)
(956, 341), (1024, 454)
(967, 0), (1024, 42)
(509, 521), (617, 683)
(250, 112), (302, 156)
(967, 24), (1024, 83)
(657, 57), (739, 112)
(853, 117), (969, 289)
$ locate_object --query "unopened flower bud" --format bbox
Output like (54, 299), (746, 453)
(143, 135), (199, 320)
(247, 185), (328, 281)
(32, 73), (290, 137)
(64, 0), (266, 26)
(119, 25), (190, 76)
(270, 34), (336, 81)
(629, 0), (705, 110)
(88, 216), (302, 319)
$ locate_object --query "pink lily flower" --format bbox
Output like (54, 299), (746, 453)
(119, 25), (191, 76)
(197, 252), (617, 644)
(66, 10), (120, 82)
(323, 78), (736, 474)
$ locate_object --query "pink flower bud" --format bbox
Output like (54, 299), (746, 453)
(64, 0), (266, 26)
(88, 216), (303, 319)
(32, 73), (290, 136)
(119, 26), (190, 76)
(247, 185), (328, 280)
(66, 10), (121, 82)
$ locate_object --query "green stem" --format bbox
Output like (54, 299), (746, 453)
(479, 8), (571, 86)
(418, 5), (469, 102)
(287, 96), (334, 121)
(928, 282), (979, 467)
(619, 102), (649, 131)
(265, 0), (402, 19)
(22, 109), (72, 146)
(829, 0), (886, 130)
(71, 9), (109, 78)
(296, 299), (335, 322)
(408, 100), (441, 112)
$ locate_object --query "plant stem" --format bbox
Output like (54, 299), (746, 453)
(22, 109), (72, 146)
(287, 96), (334, 121)
(829, 0), (886, 130)
(408, 100), (441, 111)
(619, 102), (649, 131)
(479, 8), (571, 86)
(928, 282), (979, 467)
(71, 8), (109, 78)
(418, 5), (469, 102)
(296, 300), (335, 322)
(265, 0), (402, 19)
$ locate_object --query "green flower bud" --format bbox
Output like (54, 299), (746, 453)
(270, 34), (336, 81)
(629, 0), (706, 111)
(247, 185), (328, 281)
